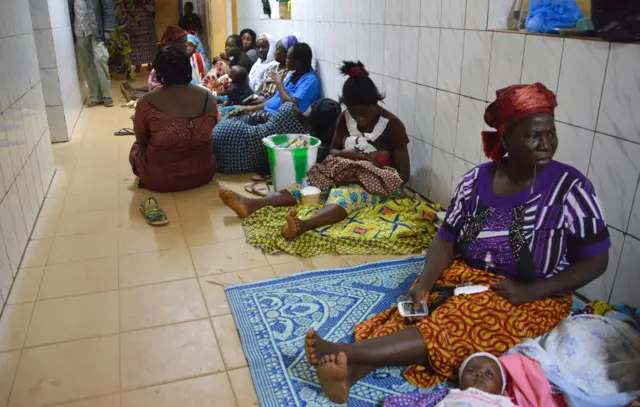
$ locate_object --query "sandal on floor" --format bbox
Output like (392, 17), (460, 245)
(114, 128), (135, 136)
(244, 181), (270, 197)
(139, 197), (169, 226)
(251, 174), (272, 185)
(103, 97), (114, 107)
(85, 100), (102, 108)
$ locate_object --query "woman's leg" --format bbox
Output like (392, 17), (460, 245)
(281, 204), (348, 240)
(219, 189), (297, 219)
(307, 328), (428, 404)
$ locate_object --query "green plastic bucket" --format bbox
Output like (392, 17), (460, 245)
(263, 134), (321, 191)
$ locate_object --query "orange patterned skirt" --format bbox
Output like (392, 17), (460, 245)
(354, 260), (572, 388)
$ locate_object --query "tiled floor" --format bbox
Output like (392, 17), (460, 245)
(0, 81), (410, 407)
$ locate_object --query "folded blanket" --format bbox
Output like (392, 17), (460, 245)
(501, 353), (567, 407)
(307, 155), (403, 196)
(509, 314), (640, 407)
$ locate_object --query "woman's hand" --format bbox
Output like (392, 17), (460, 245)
(335, 150), (371, 162)
(491, 280), (539, 306)
(268, 70), (283, 86)
(406, 278), (430, 322)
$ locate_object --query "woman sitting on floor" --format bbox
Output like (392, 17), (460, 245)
(301, 83), (611, 404)
(129, 45), (217, 192)
(248, 33), (276, 92)
(219, 61), (410, 239)
(255, 35), (297, 99)
(240, 28), (259, 64)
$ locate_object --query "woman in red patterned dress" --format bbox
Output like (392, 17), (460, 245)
(304, 83), (611, 404)
(129, 45), (217, 192)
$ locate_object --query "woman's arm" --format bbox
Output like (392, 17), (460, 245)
(133, 101), (151, 145)
(390, 146), (410, 183)
(493, 253), (608, 305)
(241, 101), (267, 112)
(270, 71), (295, 104)
(408, 236), (455, 312)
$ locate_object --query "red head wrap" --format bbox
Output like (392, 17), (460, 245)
(482, 83), (557, 163)
(348, 66), (368, 78)
(158, 26), (187, 47)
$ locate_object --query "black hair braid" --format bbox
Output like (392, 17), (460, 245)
(153, 45), (192, 87)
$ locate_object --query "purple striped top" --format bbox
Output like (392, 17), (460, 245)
(438, 160), (611, 280)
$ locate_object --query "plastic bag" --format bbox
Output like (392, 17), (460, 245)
(525, 0), (583, 34)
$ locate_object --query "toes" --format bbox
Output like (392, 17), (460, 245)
(328, 354), (336, 363)
(337, 352), (348, 369)
(306, 328), (316, 339)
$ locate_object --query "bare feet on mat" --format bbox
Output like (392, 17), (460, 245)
(305, 328), (318, 365)
(219, 189), (253, 219)
(282, 209), (302, 240)
(317, 353), (350, 404)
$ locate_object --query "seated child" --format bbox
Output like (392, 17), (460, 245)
(382, 352), (517, 407)
(223, 66), (254, 106)
(187, 34), (207, 85)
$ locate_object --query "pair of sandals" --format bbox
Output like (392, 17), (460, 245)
(244, 175), (272, 197)
(86, 98), (114, 108)
(139, 197), (169, 226)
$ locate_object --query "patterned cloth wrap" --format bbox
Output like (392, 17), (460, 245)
(355, 260), (572, 388)
(508, 314), (640, 407)
(383, 389), (449, 407)
(243, 196), (439, 257)
(307, 155), (404, 197)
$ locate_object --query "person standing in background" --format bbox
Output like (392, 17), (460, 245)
(130, 0), (157, 73)
(178, 2), (203, 37)
(70, 0), (116, 107)
(109, 0), (134, 80)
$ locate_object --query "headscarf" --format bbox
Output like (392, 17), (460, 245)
(482, 83), (557, 163)
(279, 35), (298, 50)
(248, 33), (277, 91)
(459, 352), (507, 394)
(158, 25), (187, 47)
(187, 33), (211, 71)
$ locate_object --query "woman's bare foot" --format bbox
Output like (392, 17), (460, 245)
(282, 210), (303, 240)
(219, 189), (254, 219)
(305, 329), (318, 365)
(305, 328), (345, 366)
(317, 353), (350, 404)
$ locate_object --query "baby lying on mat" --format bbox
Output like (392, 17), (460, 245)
(382, 352), (516, 407)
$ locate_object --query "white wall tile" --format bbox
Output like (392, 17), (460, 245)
(588, 133), (640, 231)
(382, 76), (399, 115)
(416, 27), (440, 87)
(402, 0), (421, 26)
(334, 0), (346, 23)
(610, 235), (640, 307)
(370, 0), (386, 24)
(0, 0), (16, 38)
(48, 0), (71, 29)
(345, 0), (358, 24)
(400, 26), (419, 82)
(628, 180), (640, 239)
(357, 0), (371, 24)
(441, 0), (466, 28)
(487, 32), (525, 99)
(29, 0), (52, 30)
(430, 148), (454, 206)
(420, 0), (441, 27)
(410, 139), (433, 197)
(344, 24), (357, 64)
(597, 43), (640, 144)
(7, 184), (27, 258)
(41, 68), (63, 106)
(521, 35), (563, 92)
(46, 105), (69, 143)
(0, 228), (13, 299)
(383, 25), (401, 78)
(487, 0), (510, 29)
(465, 0), (489, 30)
(579, 227), (624, 302)
(333, 23), (346, 64)
(356, 24), (371, 67)
(554, 122), (594, 175)
(414, 85), (437, 144)
(0, 39), (10, 113)
(460, 30), (491, 100)
(398, 81), (417, 136)
(455, 97), (485, 165)
(433, 90), (459, 154)
(437, 29), (464, 93)
(385, 0), (402, 25)
(368, 24), (385, 74)
(0, 196), (19, 273)
(556, 39), (609, 130)
(0, 114), (15, 189)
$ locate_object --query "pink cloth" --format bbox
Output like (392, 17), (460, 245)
(500, 354), (567, 407)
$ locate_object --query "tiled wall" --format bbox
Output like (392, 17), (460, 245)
(30, 0), (84, 142)
(0, 0), (57, 310)
(237, 0), (640, 307)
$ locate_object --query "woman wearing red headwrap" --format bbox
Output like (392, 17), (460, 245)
(298, 83), (611, 404)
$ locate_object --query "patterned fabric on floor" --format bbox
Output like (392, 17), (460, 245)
(225, 258), (588, 407)
(243, 197), (440, 257)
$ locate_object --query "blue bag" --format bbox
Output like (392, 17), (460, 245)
(525, 0), (584, 33)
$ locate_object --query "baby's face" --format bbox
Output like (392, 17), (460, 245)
(460, 357), (503, 395)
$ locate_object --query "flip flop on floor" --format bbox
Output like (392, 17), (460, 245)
(114, 128), (135, 136)
(139, 197), (169, 226)
(103, 97), (114, 107)
(244, 181), (270, 197)
(251, 174), (272, 185)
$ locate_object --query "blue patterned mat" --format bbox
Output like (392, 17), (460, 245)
(225, 257), (587, 407)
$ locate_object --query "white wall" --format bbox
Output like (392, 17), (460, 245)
(30, 0), (84, 142)
(237, 0), (640, 307)
(0, 0), (56, 311)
